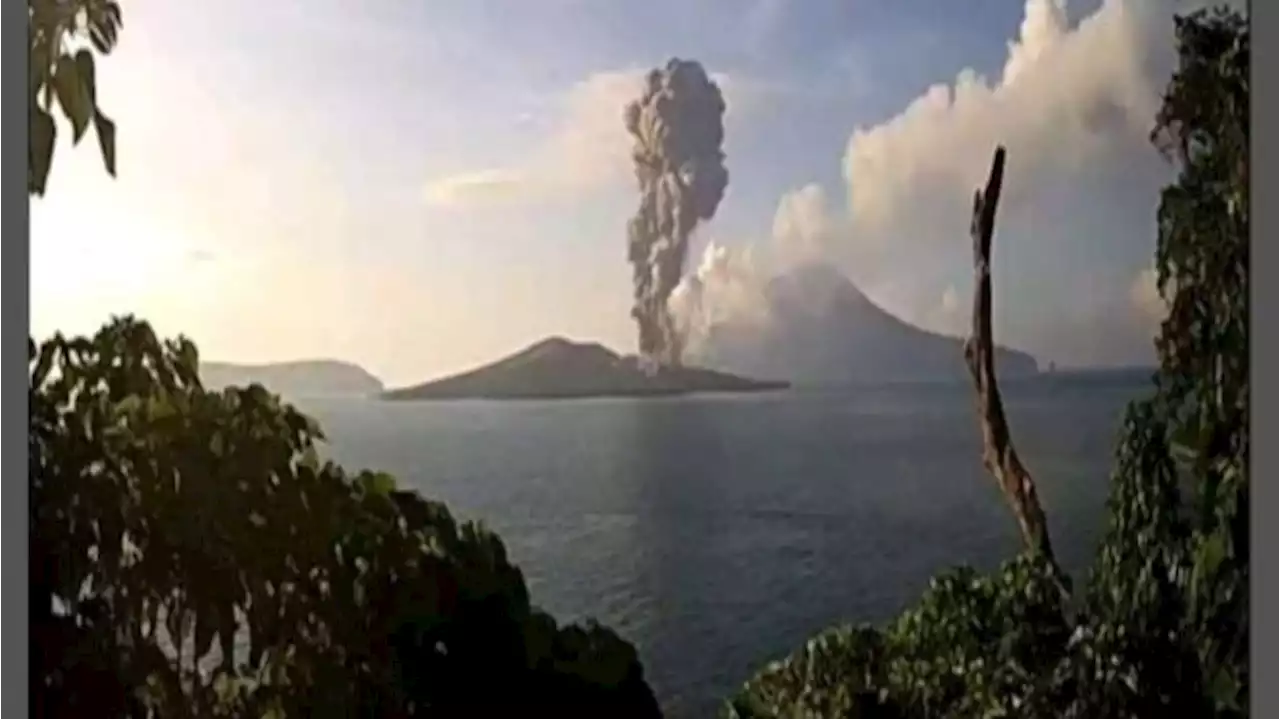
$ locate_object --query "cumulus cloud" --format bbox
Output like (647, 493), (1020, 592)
(771, 183), (839, 269)
(676, 0), (1236, 369)
(423, 69), (763, 208)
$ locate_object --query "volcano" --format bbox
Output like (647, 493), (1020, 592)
(690, 263), (1039, 385)
(382, 337), (788, 401)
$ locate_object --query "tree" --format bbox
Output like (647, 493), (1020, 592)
(29, 0), (122, 196)
(1042, 9), (1250, 716)
(27, 5), (661, 711)
(30, 318), (662, 717)
(727, 7), (1249, 717)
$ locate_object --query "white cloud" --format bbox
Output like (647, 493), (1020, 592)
(422, 68), (763, 208)
(843, 0), (1159, 235)
(422, 168), (528, 207)
(675, 0), (1238, 368)
(771, 183), (838, 269)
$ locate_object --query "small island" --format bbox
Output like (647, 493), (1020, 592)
(382, 337), (789, 401)
(200, 360), (385, 398)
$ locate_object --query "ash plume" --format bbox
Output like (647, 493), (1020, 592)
(624, 58), (729, 370)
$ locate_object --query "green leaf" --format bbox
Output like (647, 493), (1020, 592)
(1197, 532), (1227, 578)
(90, 30), (110, 54)
(361, 472), (397, 497)
(30, 32), (51, 98)
(178, 340), (199, 377)
(86, 0), (123, 52)
(42, 74), (56, 112)
(1207, 666), (1240, 710)
(94, 111), (117, 176)
(298, 446), (322, 471)
(29, 107), (57, 196)
(195, 610), (216, 662)
(75, 50), (98, 105)
(53, 55), (92, 143)
(114, 395), (144, 416)
(101, 0), (124, 35)
(32, 341), (58, 387)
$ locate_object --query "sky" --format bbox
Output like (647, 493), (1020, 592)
(29, 0), (1238, 386)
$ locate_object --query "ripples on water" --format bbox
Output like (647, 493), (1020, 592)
(295, 371), (1150, 718)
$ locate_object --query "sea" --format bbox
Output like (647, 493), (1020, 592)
(291, 369), (1153, 718)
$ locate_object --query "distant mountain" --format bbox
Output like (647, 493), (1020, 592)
(691, 263), (1039, 386)
(200, 360), (384, 398)
(382, 337), (788, 401)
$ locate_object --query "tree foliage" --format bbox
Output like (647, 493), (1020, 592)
(30, 318), (661, 717)
(29, 0), (122, 196)
(728, 8), (1250, 718)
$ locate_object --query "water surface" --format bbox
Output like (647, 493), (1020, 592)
(295, 371), (1149, 717)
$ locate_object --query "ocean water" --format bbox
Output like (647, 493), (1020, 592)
(293, 371), (1151, 718)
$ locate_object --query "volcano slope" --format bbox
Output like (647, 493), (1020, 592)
(382, 337), (789, 401)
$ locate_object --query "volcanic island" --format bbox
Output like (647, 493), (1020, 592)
(380, 337), (789, 401)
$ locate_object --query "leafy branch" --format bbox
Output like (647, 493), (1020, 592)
(29, 0), (123, 196)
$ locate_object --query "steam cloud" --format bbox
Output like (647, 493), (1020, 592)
(624, 59), (729, 369)
(670, 0), (1242, 369)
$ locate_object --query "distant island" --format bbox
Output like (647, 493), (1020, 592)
(200, 360), (385, 398)
(382, 337), (789, 401)
(690, 263), (1040, 385)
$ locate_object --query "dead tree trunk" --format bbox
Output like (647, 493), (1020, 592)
(963, 147), (1062, 576)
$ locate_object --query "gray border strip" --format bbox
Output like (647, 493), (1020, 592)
(4, 0), (30, 715)
(1249, 1), (1277, 717)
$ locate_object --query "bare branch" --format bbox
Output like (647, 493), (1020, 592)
(962, 147), (1060, 572)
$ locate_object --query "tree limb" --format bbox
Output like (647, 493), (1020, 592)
(962, 147), (1060, 572)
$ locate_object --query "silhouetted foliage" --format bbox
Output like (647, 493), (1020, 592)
(29, 0), (122, 196)
(30, 319), (661, 717)
(728, 8), (1249, 718)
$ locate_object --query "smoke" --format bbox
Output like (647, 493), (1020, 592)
(670, 0), (1239, 369)
(669, 241), (773, 355)
(624, 59), (730, 369)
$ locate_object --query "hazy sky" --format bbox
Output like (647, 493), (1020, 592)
(30, 0), (1231, 386)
